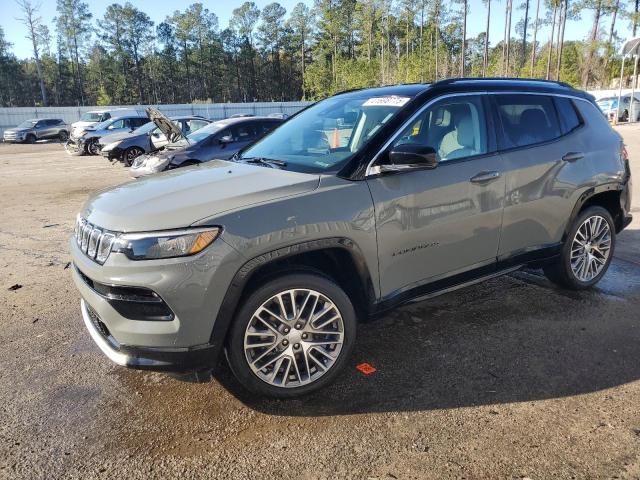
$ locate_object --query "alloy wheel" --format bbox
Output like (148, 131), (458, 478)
(126, 147), (143, 162)
(88, 140), (100, 155)
(570, 215), (612, 282)
(243, 288), (345, 388)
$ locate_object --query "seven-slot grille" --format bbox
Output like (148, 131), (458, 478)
(74, 217), (116, 264)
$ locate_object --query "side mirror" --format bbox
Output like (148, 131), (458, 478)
(219, 134), (233, 144)
(378, 144), (438, 173)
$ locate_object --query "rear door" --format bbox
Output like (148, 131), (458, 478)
(491, 93), (584, 259)
(367, 93), (506, 298)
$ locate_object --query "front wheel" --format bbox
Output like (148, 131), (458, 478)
(544, 206), (615, 289)
(226, 273), (357, 398)
(86, 139), (100, 155)
(123, 147), (144, 166)
(25, 134), (36, 144)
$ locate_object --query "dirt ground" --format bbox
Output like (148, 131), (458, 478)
(0, 131), (639, 480)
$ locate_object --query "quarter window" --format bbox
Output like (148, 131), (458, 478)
(554, 97), (582, 134)
(495, 94), (561, 148)
(392, 95), (488, 162)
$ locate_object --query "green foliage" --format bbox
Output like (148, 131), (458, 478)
(0, 0), (632, 106)
(96, 85), (112, 106)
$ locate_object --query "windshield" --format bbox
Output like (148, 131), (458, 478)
(17, 120), (38, 128)
(239, 94), (410, 172)
(80, 112), (105, 122)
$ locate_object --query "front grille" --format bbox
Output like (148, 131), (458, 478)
(74, 217), (116, 264)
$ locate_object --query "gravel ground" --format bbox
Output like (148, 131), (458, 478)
(0, 132), (639, 480)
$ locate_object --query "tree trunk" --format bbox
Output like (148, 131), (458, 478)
(521, 0), (530, 70)
(603, 0), (619, 75)
(483, 0), (491, 77)
(545, 5), (557, 80)
(635, 0), (639, 37)
(530, 0), (541, 76)
(582, 0), (603, 88)
(555, 0), (568, 80)
(505, 0), (512, 75)
(461, 0), (467, 76)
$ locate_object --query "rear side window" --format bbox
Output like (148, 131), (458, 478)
(554, 97), (582, 134)
(494, 94), (561, 148)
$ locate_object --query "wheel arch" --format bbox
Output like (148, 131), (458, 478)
(208, 237), (377, 350)
(564, 183), (626, 240)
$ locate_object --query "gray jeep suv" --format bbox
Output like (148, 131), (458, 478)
(3, 118), (69, 143)
(70, 79), (632, 398)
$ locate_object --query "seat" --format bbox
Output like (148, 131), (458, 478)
(517, 108), (548, 145)
(445, 115), (477, 160)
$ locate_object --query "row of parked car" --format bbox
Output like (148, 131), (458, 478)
(2, 107), (286, 178)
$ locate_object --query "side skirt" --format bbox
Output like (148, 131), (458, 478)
(369, 242), (561, 316)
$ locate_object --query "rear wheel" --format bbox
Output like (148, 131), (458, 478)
(58, 131), (69, 142)
(544, 206), (615, 289)
(226, 273), (357, 398)
(123, 147), (144, 166)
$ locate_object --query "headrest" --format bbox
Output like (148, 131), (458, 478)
(520, 108), (547, 126)
(456, 115), (475, 149)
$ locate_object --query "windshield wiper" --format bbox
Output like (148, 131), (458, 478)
(240, 157), (287, 168)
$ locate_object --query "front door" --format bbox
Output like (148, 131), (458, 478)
(367, 94), (506, 298)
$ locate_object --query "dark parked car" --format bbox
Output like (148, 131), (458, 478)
(99, 116), (211, 165)
(71, 79), (632, 398)
(3, 118), (69, 143)
(129, 116), (283, 178)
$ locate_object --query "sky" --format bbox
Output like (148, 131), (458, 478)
(0, 0), (632, 60)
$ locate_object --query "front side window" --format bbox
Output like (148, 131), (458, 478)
(392, 95), (488, 162)
(495, 94), (561, 148)
(239, 93), (412, 172)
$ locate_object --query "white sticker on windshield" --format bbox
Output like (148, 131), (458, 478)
(363, 96), (410, 107)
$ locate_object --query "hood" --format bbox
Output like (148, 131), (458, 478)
(5, 128), (29, 133)
(101, 131), (138, 145)
(146, 107), (183, 142)
(81, 160), (320, 232)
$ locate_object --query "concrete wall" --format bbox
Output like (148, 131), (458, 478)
(0, 101), (312, 138)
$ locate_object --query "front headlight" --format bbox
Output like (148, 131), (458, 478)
(112, 227), (221, 260)
(102, 141), (121, 152)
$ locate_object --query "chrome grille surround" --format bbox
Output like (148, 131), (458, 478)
(74, 216), (117, 264)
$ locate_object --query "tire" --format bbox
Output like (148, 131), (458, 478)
(123, 147), (144, 166)
(86, 139), (100, 155)
(226, 272), (357, 398)
(544, 206), (615, 290)
(58, 131), (69, 142)
(25, 134), (36, 144)
(622, 109), (629, 122)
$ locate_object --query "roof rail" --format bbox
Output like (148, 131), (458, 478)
(432, 77), (574, 89)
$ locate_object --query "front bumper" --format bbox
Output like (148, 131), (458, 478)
(100, 146), (123, 161)
(70, 234), (243, 371)
(81, 299), (218, 371)
(3, 132), (26, 142)
(65, 138), (85, 155)
(129, 161), (167, 178)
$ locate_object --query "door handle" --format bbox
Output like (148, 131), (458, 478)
(562, 151), (584, 162)
(470, 171), (501, 184)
